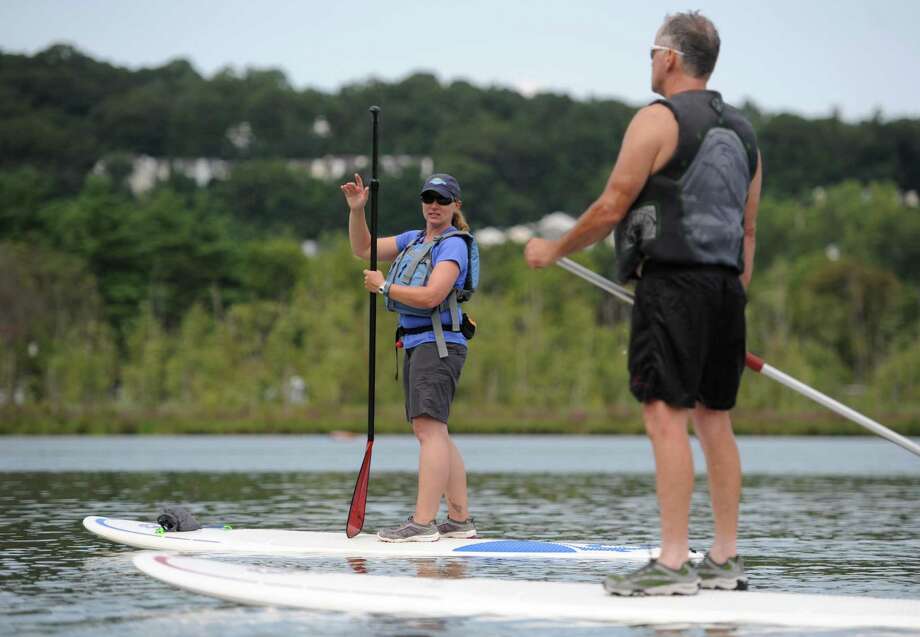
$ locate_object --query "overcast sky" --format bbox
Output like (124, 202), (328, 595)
(2, 0), (918, 121)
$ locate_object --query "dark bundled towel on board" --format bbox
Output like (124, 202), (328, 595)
(157, 506), (202, 532)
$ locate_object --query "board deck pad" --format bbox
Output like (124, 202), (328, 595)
(133, 552), (920, 629)
(84, 516), (698, 560)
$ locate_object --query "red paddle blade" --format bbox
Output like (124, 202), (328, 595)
(345, 440), (374, 538)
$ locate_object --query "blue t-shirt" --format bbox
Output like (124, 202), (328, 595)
(394, 227), (469, 350)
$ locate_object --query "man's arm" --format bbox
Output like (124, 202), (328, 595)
(524, 103), (677, 268)
(741, 152), (763, 290)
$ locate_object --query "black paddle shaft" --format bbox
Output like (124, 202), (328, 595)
(367, 105), (380, 442)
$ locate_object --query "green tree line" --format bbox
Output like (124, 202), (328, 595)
(3, 44), (920, 235)
(1, 46), (918, 434)
(1, 176), (918, 434)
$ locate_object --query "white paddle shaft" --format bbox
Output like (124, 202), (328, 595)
(556, 257), (920, 458)
(757, 360), (920, 457)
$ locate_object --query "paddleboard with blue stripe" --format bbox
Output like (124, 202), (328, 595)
(83, 516), (697, 560)
(133, 552), (920, 629)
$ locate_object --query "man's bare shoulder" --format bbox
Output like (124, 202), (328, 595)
(622, 103), (678, 150)
(632, 102), (678, 129)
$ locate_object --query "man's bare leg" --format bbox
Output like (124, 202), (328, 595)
(643, 400), (694, 569)
(691, 405), (741, 562)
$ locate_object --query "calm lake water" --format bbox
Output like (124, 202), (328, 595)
(2, 435), (919, 637)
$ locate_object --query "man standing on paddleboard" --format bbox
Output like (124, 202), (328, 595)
(525, 11), (762, 596)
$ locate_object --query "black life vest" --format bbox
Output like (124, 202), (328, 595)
(613, 90), (759, 283)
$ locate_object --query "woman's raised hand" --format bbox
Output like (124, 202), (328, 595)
(340, 173), (369, 211)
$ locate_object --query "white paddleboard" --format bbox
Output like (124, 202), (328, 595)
(133, 552), (920, 629)
(84, 516), (696, 560)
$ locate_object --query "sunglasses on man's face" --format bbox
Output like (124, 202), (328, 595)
(650, 44), (685, 60)
(421, 191), (453, 206)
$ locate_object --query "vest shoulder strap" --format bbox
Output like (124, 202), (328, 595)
(653, 91), (758, 180)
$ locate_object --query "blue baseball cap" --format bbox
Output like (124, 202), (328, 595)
(420, 173), (461, 201)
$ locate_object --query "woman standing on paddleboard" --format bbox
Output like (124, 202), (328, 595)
(342, 172), (479, 542)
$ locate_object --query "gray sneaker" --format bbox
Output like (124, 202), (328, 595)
(698, 553), (748, 590)
(437, 516), (477, 538)
(603, 559), (700, 596)
(376, 516), (440, 543)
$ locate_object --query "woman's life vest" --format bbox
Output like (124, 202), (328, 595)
(383, 230), (480, 358)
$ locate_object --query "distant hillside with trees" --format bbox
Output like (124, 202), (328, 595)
(3, 44), (920, 229)
(1, 45), (918, 434)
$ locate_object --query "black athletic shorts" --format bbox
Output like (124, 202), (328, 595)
(628, 262), (747, 410)
(403, 342), (467, 424)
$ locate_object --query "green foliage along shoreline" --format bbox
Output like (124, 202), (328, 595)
(2, 190), (919, 436)
(1, 47), (919, 435)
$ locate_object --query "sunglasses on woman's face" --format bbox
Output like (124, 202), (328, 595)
(421, 191), (453, 206)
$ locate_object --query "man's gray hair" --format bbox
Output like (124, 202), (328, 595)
(659, 11), (721, 78)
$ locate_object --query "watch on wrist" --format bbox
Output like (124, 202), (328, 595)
(378, 281), (390, 296)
